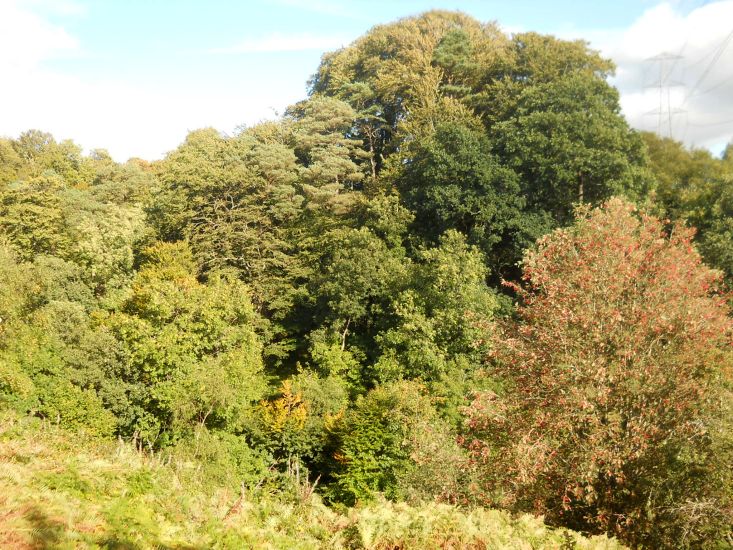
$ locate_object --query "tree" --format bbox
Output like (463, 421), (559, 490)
(0, 180), (70, 260)
(0, 138), (23, 186)
(642, 132), (726, 219)
(10, 130), (93, 186)
(105, 242), (267, 446)
(64, 190), (148, 297)
(304, 225), (409, 379)
(397, 122), (550, 277)
(88, 155), (156, 205)
(642, 132), (733, 285)
(374, 230), (498, 420)
(256, 373), (349, 475)
(310, 12), (630, 195)
(310, 11), (651, 283)
(0, 246), (120, 436)
(509, 32), (614, 84)
(463, 198), (733, 547)
(152, 127), (304, 332)
(310, 11), (513, 174)
(491, 74), (650, 223)
(287, 97), (367, 198)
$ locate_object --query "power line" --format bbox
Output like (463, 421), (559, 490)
(688, 117), (733, 127)
(675, 25), (733, 143)
(697, 72), (733, 96)
(683, 28), (733, 104)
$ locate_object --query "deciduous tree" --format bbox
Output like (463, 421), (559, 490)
(464, 198), (733, 547)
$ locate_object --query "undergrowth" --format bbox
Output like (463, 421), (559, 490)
(0, 412), (625, 549)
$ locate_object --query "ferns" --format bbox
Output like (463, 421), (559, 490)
(0, 412), (625, 549)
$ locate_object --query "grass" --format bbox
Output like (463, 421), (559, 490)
(0, 412), (626, 549)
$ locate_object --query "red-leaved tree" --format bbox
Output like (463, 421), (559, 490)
(463, 198), (733, 548)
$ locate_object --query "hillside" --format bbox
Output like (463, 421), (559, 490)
(1, 9), (732, 549)
(0, 412), (624, 549)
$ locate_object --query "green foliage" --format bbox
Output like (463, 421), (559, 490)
(0, 245), (121, 434)
(642, 131), (727, 218)
(491, 74), (650, 223)
(0, 359), (34, 401)
(311, 11), (644, 225)
(354, 193), (414, 248)
(152, 126), (303, 319)
(89, 156), (156, 205)
(34, 376), (116, 437)
(105, 241), (267, 445)
(287, 96), (368, 197)
(64, 193), (148, 296)
(0, 181), (70, 260)
(290, 369), (350, 460)
(0, 138), (24, 186)
(508, 32), (614, 84)
(313, 226), (407, 324)
(307, 226), (409, 368)
(0, 131), (153, 304)
(311, 10), (649, 294)
(311, 11), (514, 168)
(373, 231), (496, 409)
(9, 130), (94, 187)
(398, 123), (549, 275)
(642, 132), (733, 285)
(308, 341), (362, 388)
(328, 381), (463, 506)
(1, 12), (730, 547)
(169, 427), (271, 488)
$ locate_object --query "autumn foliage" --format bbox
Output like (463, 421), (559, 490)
(464, 198), (733, 547)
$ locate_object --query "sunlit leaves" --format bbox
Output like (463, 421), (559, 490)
(464, 198), (733, 547)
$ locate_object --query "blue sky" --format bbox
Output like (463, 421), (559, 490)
(1, 0), (731, 160)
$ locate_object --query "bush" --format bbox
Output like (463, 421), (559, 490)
(169, 427), (271, 489)
(35, 377), (116, 437)
(329, 381), (467, 505)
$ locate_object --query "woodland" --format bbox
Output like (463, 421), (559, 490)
(1, 10), (732, 549)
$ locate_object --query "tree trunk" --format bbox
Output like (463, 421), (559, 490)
(341, 318), (351, 351)
(578, 173), (585, 203)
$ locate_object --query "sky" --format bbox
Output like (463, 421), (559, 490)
(0, 0), (732, 161)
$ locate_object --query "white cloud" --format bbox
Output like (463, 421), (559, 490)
(560, 1), (733, 152)
(0, 1), (305, 161)
(210, 32), (350, 54)
(0, 69), (300, 161)
(1, 70), (294, 161)
(0, 0), (79, 69)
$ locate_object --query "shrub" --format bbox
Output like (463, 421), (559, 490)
(329, 381), (466, 505)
